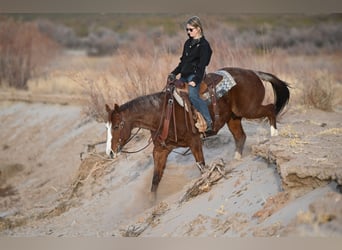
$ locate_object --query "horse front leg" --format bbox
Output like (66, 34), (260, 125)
(227, 117), (246, 160)
(151, 146), (172, 194)
(189, 136), (206, 173)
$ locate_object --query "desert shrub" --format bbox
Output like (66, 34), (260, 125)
(0, 19), (60, 89)
(303, 72), (334, 111)
(250, 22), (342, 55)
(80, 42), (177, 122)
(36, 18), (79, 48)
(86, 27), (120, 56)
(81, 76), (111, 122)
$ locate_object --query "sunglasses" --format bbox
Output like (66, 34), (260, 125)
(186, 28), (195, 32)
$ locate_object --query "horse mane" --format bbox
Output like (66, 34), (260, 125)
(119, 91), (164, 113)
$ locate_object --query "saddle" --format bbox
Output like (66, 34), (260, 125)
(158, 72), (225, 145)
(174, 72), (223, 97)
(173, 72), (223, 129)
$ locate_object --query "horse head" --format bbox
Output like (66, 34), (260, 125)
(105, 103), (132, 158)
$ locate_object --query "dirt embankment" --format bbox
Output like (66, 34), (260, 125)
(0, 99), (341, 237)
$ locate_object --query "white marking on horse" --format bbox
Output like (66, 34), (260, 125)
(105, 122), (113, 156)
(261, 80), (275, 106)
(234, 152), (242, 160)
(270, 125), (278, 136)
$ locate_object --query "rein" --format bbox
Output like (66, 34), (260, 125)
(119, 127), (153, 154)
(120, 135), (153, 153)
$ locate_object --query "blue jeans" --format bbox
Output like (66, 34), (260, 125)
(180, 75), (212, 127)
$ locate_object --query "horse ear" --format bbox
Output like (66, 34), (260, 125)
(105, 104), (111, 113)
(114, 103), (120, 112)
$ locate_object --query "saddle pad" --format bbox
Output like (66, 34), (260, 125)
(202, 70), (237, 100)
(173, 89), (189, 111)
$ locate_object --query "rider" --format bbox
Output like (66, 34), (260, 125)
(168, 16), (213, 133)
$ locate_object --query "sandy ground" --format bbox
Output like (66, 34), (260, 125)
(0, 97), (341, 237)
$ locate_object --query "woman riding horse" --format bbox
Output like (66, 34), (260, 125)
(168, 16), (213, 133)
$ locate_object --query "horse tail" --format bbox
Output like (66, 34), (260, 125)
(255, 71), (290, 115)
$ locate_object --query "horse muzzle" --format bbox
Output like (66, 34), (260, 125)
(107, 146), (122, 159)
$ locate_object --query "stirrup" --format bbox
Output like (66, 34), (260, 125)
(204, 121), (214, 135)
(203, 130), (215, 137)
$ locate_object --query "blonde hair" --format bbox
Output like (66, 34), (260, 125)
(186, 16), (203, 35)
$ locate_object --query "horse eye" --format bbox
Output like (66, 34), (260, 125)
(113, 125), (119, 130)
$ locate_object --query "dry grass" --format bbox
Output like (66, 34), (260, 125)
(318, 128), (342, 136)
(307, 84), (333, 111)
(85, 52), (340, 121)
(303, 71), (334, 111)
(70, 48), (178, 122)
(0, 19), (59, 89)
(20, 49), (341, 122)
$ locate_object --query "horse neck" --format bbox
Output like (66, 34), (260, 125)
(120, 92), (164, 130)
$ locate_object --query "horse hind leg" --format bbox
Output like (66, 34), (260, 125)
(263, 104), (278, 136)
(270, 125), (278, 136)
(253, 103), (278, 136)
(227, 117), (246, 160)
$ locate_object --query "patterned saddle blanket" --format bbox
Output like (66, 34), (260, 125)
(173, 69), (237, 108)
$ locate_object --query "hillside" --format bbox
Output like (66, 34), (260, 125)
(0, 99), (341, 237)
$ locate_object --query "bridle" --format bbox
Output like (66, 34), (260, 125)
(109, 111), (153, 154)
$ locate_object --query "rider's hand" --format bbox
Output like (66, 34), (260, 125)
(189, 81), (196, 87)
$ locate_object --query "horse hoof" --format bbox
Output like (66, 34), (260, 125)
(149, 191), (157, 203)
(234, 152), (242, 160)
(270, 126), (279, 136)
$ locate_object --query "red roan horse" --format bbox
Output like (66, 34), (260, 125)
(105, 67), (290, 194)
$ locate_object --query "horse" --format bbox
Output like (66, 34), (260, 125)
(105, 67), (290, 194)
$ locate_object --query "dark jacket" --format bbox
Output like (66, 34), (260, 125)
(171, 36), (212, 85)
